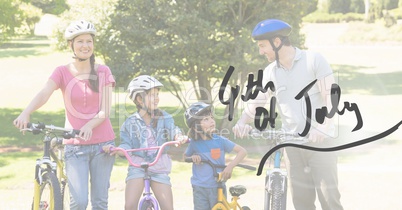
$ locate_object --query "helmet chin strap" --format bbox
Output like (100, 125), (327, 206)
(72, 56), (88, 62)
(140, 103), (156, 118)
(269, 38), (284, 68)
(71, 44), (89, 62)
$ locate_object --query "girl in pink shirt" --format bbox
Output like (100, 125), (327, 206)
(14, 20), (115, 210)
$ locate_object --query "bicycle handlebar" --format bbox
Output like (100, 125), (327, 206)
(107, 141), (182, 168)
(184, 157), (256, 172)
(22, 122), (80, 139)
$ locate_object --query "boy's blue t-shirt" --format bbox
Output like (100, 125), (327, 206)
(184, 134), (236, 188)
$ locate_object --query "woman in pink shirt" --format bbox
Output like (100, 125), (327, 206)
(13, 20), (115, 210)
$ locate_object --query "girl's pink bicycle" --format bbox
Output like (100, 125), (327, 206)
(105, 140), (181, 210)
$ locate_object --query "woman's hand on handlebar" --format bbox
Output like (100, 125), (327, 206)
(13, 113), (30, 133)
(78, 124), (93, 141)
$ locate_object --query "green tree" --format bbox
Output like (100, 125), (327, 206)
(100, 0), (312, 99)
(30, 0), (69, 15)
(350, 0), (365, 13)
(0, 0), (43, 41)
(52, 0), (314, 128)
(15, 2), (42, 35)
(380, 0), (399, 9)
(328, 0), (351, 13)
(52, 0), (118, 50)
(96, 0), (314, 128)
(0, 0), (22, 43)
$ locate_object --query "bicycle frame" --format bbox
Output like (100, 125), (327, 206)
(250, 129), (308, 210)
(23, 122), (78, 210)
(138, 170), (160, 210)
(50, 138), (70, 210)
(49, 139), (67, 183)
(184, 158), (254, 210)
(108, 141), (181, 210)
(268, 146), (287, 192)
(32, 134), (58, 210)
(212, 173), (244, 210)
(264, 149), (288, 210)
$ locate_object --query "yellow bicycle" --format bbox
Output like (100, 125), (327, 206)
(51, 136), (70, 210)
(22, 122), (78, 210)
(185, 157), (255, 210)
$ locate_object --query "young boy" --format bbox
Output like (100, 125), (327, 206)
(184, 102), (247, 210)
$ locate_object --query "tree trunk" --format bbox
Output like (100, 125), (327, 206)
(197, 70), (212, 102)
(364, 0), (370, 21)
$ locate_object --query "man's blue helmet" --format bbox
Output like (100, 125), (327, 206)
(252, 19), (292, 40)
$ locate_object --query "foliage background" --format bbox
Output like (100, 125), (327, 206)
(2, 0), (402, 131)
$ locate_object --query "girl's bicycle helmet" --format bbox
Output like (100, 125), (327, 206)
(184, 102), (212, 128)
(64, 20), (96, 41)
(127, 75), (164, 102)
(251, 19), (292, 40)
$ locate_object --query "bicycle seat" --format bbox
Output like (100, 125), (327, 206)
(229, 185), (247, 196)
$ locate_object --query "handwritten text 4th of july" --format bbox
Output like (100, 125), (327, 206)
(219, 66), (363, 136)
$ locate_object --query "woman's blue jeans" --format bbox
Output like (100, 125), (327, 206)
(65, 141), (115, 210)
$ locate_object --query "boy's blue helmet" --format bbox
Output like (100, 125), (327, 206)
(252, 19), (292, 40)
(184, 102), (212, 128)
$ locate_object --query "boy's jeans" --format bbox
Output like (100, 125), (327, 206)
(65, 141), (115, 210)
(192, 185), (227, 210)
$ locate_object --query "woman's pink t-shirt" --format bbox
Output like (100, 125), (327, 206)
(49, 64), (116, 145)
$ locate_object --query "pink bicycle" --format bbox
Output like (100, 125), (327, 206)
(106, 140), (181, 210)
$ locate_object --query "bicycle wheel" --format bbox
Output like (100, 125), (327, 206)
(140, 199), (157, 210)
(61, 179), (70, 210)
(264, 173), (287, 210)
(32, 172), (63, 210)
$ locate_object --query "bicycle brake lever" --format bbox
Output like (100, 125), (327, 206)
(62, 129), (80, 139)
(24, 122), (42, 134)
